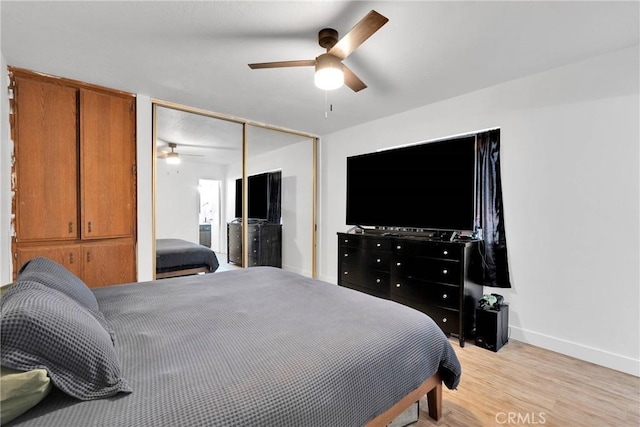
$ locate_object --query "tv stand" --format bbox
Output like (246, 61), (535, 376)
(337, 231), (482, 346)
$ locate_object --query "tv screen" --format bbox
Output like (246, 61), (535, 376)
(234, 171), (276, 220)
(346, 136), (476, 231)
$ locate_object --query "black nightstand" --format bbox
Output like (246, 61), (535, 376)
(475, 304), (509, 352)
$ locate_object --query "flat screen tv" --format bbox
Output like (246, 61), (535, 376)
(234, 171), (280, 220)
(346, 136), (477, 231)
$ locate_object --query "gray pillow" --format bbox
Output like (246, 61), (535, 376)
(18, 257), (99, 312)
(0, 281), (132, 400)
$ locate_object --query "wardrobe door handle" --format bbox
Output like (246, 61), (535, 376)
(69, 253), (75, 264)
(68, 222), (73, 234)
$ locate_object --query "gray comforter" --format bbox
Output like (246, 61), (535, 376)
(10, 267), (461, 427)
(155, 238), (219, 273)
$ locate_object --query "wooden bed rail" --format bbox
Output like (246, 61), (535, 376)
(365, 373), (442, 426)
(155, 266), (210, 279)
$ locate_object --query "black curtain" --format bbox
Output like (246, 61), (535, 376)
(476, 129), (511, 288)
(267, 171), (282, 224)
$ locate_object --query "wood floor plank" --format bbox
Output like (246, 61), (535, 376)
(415, 339), (639, 427)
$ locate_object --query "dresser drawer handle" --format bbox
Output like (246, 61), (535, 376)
(343, 271), (348, 275)
(396, 245), (402, 250)
(442, 317), (447, 323)
(396, 262), (401, 266)
(344, 239), (349, 243)
(396, 283), (401, 288)
(376, 258), (381, 263)
(344, 253), (348, 257)
(442, 294), (448, 299)
(376, 279), (381, 283)
(442, 269), (448, 274)
(376, 243), (381, 247)
(443, 250), (448, 255)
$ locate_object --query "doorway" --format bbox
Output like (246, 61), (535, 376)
(198, 179), (221, 252)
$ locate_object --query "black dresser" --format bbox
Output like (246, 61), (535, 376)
(337, 231), (483, 346)
(228, 220), (282, 268)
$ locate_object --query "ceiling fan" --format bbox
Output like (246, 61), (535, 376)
(248, 10), (389, 92)
(157, 142), (204, 164)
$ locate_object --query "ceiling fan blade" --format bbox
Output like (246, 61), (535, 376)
(328, 10), (389, 60)
(343, 65), (367, 92)
(248, 59), (316, 69)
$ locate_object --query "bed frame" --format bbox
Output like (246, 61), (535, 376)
(366, 373), (442, 426)
(155, 266), (211, 279)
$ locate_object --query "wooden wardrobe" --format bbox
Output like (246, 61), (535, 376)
(10, 68), (137, 287)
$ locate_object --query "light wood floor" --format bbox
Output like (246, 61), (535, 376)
(214, 252), (241, 272)
(414, 339), (639, 427)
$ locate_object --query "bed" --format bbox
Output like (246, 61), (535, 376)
(1, 258), (461, 426)
(155, 238), (220, 278)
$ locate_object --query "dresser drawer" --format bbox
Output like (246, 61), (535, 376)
(340, 270), (390, 297)
(392, 296), (460, 335)
(392, 255), (460, 284)
(340, 248), (390, 272)
(339, 234), (391, 251)
(340, 247), (389, 271)
(424, 305), (460, 335)
(390, 278), (459, 310)
(392, 240), (462, 261)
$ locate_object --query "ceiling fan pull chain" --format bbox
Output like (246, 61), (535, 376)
(324, 90), (328, 119)
(324, 91), (336, 119)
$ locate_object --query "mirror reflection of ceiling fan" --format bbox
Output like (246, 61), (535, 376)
(248, 10), (389, 92)
(157, 142), (205, 165)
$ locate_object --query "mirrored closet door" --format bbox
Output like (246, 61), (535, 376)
(153, 102), (316, 278)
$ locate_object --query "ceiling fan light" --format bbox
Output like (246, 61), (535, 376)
(165, 152), (181, 165)
(315, 54), (344, 90)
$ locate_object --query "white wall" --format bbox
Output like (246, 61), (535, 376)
(248, 142), (314, 276)
(1, 33), (12, 285)
(318, 46), (640, 376)
(225, 140), (314, 276)
(156, 159), (228, 246)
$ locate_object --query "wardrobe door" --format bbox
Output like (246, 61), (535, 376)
(80, 89), (136, 239)
(16, 245), (83, 278)
(14, 77), (79, 241)
(82, 241), (136, 287)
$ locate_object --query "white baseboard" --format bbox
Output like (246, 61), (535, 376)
(509, 326), (639, 377)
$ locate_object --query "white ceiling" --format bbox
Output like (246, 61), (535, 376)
(2, 1), (639, 155)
